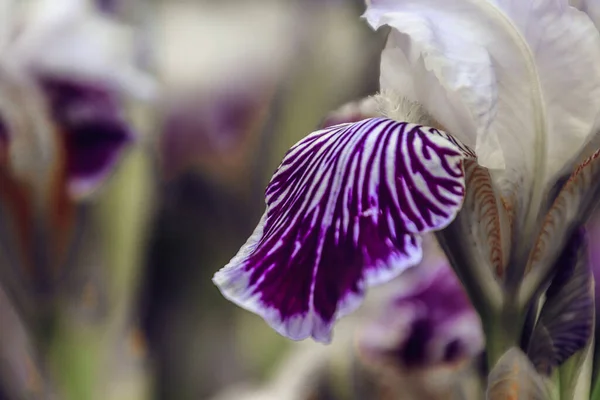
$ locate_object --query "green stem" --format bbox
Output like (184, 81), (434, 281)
(484, 299), (524, 369)
(47, 146), (153, 400)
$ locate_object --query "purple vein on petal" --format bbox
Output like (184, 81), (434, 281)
(213, 118), (468, 343)
(40, 78), (133, 198)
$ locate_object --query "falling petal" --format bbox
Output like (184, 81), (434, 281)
(214, 118), (470, 342)
(527, 229), (594, 375)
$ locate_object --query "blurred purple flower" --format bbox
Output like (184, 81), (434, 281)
(40, 78), (133, 198)
(0, 0), (153, 294)
(358, 242), (484, 368)
(0, 0), (153, 198)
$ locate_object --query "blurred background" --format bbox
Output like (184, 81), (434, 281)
(143, 0), (383, 398)
(1, 0), (396, 399)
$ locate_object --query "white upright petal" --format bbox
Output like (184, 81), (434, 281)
(379, 31), (492, 162)
(500, 0), (600, 181)
(365, 0), (600, 231)
(366, 0), (600, 176)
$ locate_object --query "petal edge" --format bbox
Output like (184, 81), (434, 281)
(214, 118), (469, 342)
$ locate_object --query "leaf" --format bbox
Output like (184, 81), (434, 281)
(436, 159), (506, 313)
(520, 149), (600, 307)
(487, 348), (553, 400)
(527, 228), (594, 376)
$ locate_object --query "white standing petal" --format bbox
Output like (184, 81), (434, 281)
(365, 0), (600, 239)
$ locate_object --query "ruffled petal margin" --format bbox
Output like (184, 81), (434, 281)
(213, 118), (472, 342)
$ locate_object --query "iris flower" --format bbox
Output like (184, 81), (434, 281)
(0, 0), (153, 294)
(214, 0), (600, 392)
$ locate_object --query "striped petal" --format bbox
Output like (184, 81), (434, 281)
(213, 118), (471, 343)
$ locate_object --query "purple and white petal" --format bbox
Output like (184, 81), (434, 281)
(41, 78), (133, 198)
(213, 118), (470, 343)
